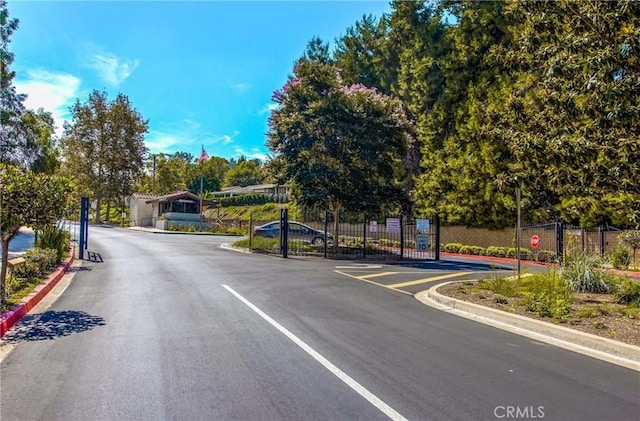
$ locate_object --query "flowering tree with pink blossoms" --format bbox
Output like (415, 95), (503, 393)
(267, 59), (413, 244)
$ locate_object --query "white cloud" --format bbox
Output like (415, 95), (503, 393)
(232, 83), (250, 92)
(234, 147), (269, 162)
(87, 46), (139, 86)
(145, 131), (192, 154)
(259, 103), (278, 115)
(14, 69), (81, 135)
(210, 134), (234, 145)
(145, 122), (238, 155)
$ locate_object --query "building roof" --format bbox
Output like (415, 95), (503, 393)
(131, 192), (162, 200)
(210, 183), (286, 196)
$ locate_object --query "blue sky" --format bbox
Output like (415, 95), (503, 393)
(9, 0), (392, 161)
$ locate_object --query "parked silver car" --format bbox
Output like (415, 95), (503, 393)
(253, 221), (333, 245)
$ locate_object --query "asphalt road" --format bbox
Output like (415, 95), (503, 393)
(1, 226), (638, 421)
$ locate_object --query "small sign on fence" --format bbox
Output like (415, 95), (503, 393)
(531, 235), (540, 248)
(416, 234), (429, 252)
(416, 219), (430, 232)
(369, 221), (378, 233)
(386, 218), (400, 233)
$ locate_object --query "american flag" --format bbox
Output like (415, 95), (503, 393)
(198, 147), (209, 163)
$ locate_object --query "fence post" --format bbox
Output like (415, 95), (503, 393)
(599, 226), (605, 256)
(363, 212), (367, 259)
(324, 210), (329, 259)
(400, 215), (404, 260)
(249, 210), (253, 253)
(434, 214), (440, 261)
(555, 221), (564, 262)
(280, 208), (288, 258)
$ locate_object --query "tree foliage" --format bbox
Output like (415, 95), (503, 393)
(0, 164), (71, 303)
(492, 0), (640, 227)
(223, 159), (265, 188)
(267, 57), (413, 224)
(0, 1), (43, 169)
(334, 0), (639, 228)
(60, 90), (148, 223)
(137, 152), (230, 195)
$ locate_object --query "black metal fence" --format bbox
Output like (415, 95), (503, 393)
(246, 209), (438, 261)
(238, 206), (625, 263)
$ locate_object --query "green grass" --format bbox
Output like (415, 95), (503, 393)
(478, 277), (519, 297)
(2, 275), (46, 312)
(209, 203), (299, 222)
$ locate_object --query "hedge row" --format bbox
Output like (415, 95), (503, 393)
(443, 243), (558, 263)
(219, 194), (288, 207)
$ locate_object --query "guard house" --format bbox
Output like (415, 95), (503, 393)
(129, 191), (216, 230)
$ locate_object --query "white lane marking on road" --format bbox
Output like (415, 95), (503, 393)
(222, 284), (408, 421)
(335, 264), (383, 269)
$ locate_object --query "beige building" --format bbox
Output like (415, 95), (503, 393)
(129, 191), (216, 230)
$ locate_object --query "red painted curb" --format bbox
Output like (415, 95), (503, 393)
(1, 248), (76, 337)
(440, 251), (556, 267)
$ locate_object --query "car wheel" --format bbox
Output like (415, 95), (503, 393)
(311, 237), (325, 246)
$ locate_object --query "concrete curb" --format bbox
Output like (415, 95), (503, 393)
(0, 248), (76, 337)
(416, 281), (640, 371)
(126, 226), (244, 236)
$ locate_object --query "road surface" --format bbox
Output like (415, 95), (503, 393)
(1, 226), (638, 420)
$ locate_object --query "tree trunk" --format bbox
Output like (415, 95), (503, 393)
(1, 239), (9, 305)
(105, 200), (111, 223)
(95, 196), (102, 224)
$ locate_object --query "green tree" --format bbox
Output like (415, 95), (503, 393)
(333, 14), (393, 93)
(494, 0), (640, 227)
(60, 90), (148, 223)
(0, 164), (71, 304)
(23, 109), (60, 174)
(267, 58), (413, 242)
(186, 156), (228, 194)
(0, 1), (30, 168)
(149, 153), (187, 194)
(223, 159), (264, 187)
(413, 0), (520, 228)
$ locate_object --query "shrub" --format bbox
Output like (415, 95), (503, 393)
(233, 237), (279, 253)
(444, 243), (464, 253)
(506, 247), (532, 260)
(470, 246), (486, 256)
(378, 238), (393, 246)
(459, 245), (473, 255)
(24, 248), (58, 278)
(486, 246), (507, 258)
(610, 245), (630, 270)
(535, 250), (558, 263)
(479, 277), (519, 297)
(561, 252), (610, 293)
(619, 230), (640, 266)
(35, 227), (70, 264)
(615, 281), (640, 307)
(522, 271), (573, 320)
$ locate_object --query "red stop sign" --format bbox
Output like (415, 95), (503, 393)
(531, 235), (540, 248)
